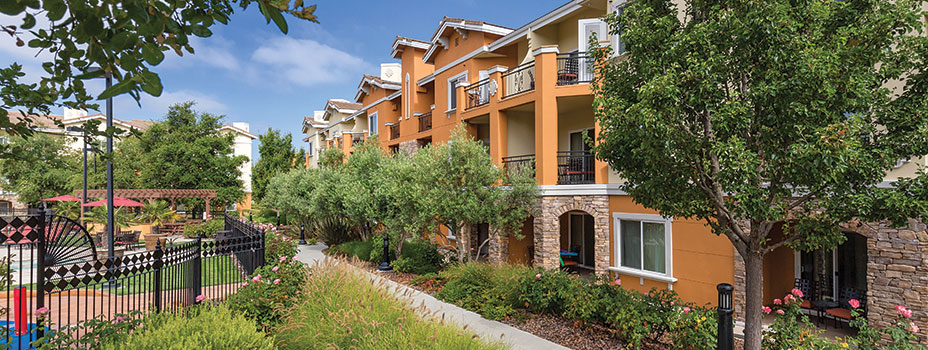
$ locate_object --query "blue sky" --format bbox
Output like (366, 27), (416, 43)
(1, 0), (566, 159)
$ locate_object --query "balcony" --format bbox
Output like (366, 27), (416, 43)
(502, 154), (535, 177)
(557, 52), (594, 86)
(465, 79), (492, 110)
(502, 62), (535, 98)
(557, 151), (595, 184)
(389, 124), (399, 140)
(418, 112), (432, 132)
(352, 134), (364, 145)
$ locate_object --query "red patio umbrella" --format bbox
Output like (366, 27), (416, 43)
(41, 194), (81, 202)
(81, 196), (144, 207)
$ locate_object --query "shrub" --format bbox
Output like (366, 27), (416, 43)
(434, 263), (527, 320)
(182, 218), (224, 238)
(264, 229), (298, 265)
(391, 239), (447, 275)
(517, 269), (579, 315)
(33, 311), (146, 349)
(273, 259), (505, 350)
(99, 305), (273, 350)
(312, 216), (357, 246)
(225, 256), (308, 330)
(329, 240), (375, 262)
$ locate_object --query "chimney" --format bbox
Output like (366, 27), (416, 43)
(380, 63), (401, 83)
(232, 122), (249, 132)
(63, 108), (88, 119)
(313, 111), (325, 122)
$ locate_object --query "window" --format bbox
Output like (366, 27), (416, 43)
(307, 142), (313, 157)
(405, 73), (411, 120)
(569, 129), (595, 152)
(610, 0), (628, 56)
(369, 112), (378, 135)
(448, 71), (468, 111)
(613, 213), (674, 280)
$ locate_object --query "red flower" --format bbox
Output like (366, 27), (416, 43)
(762, 306), (772, 314)
(790, 288), (804, 298)
(848, 299), (860, 309)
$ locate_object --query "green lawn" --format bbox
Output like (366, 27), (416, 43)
(102, 256), (244, 296)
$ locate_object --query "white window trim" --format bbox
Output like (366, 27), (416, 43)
(369, 112), (379, 135)
(447, 71), (468, 112)
(610, 212), (677, 287)
(610, 0), (628, 56)
(567, 212), (593, 269)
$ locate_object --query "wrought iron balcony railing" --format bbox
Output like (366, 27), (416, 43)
(465, 78), (493, 110)
(502, 62), (535, 98)
(418, 112), (432, 133)
(557, 151), (595, 184)
(556, 52), (594, 86)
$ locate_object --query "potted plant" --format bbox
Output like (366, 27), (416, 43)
(139, 200), (177, 250)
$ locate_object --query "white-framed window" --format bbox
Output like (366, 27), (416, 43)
(448, 71), (468, 111)
(405, 73), (411, 120)
(369, 112), (378, 135)
(612, 213), (674, 282)
(610, 0), (628, 56)
(307, 142), (313, 157)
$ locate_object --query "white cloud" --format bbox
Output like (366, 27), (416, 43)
(112, 89), (229, 119)
(250, 37), (373, 87)
(162, 36), (240, 71)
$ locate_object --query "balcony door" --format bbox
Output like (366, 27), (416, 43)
(569, 129), (594, 153)
(578, 19), (607, 76)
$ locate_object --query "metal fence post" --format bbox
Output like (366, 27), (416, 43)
(717, 283), (734, 350)
(192, 234), (202, 303)
(153, 240), (164, 312)
(35, 206), (47, 339)
(258, 229), (266, 268)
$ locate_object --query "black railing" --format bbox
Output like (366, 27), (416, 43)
(389, 124), (400, 140)
(502, 63), (535, 98)
(465, 79), (492, 110)
(557, 151), (595, 184)
(0, 210), (266, 346)
(352, 134), (364, 145)
(502, 154), (536, 176)
(418, 112), (432, 133)
(557, 52), (594, 85)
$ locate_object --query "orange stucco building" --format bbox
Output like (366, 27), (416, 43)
(300, 0), (928, 337)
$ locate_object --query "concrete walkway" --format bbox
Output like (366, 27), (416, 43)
(294, 244), (570, 350)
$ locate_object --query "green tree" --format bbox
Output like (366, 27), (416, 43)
(138, 102), (247, 209)
(418, 125), (538, 262)
(318, 146), (344, 169)
(0, 133), (78, 205)
(72, 136), (146, 191)
(0, 0), (318, 157)
(591, 0), (928, 348)
(253, 128), (296, 202)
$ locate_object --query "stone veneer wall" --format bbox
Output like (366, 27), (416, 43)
(399, 140), (418, 154)
(0, 192), (27, 210)
(533, 195), (611, 275)
(732, 219), (928, 345)
(487, 224), (509, 262)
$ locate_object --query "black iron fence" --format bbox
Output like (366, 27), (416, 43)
(465, 79), (492, 110)
(0, 210), (265, 348)
(502, 154), (536, 177)
(557, 52), (594, 85)
(502, 62), (535, 98)
(557, 151), (595, 184)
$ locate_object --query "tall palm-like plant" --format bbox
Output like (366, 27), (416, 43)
(86, 205), (133, 233)
(53, 201), (81, 220)
(138, 200), (178, 234)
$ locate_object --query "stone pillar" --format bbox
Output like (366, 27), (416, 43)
(533, 46), (559, 186)
(487, 225), (510, 263)
(535, 195), (611, 274)
(865, 219), (928, 345)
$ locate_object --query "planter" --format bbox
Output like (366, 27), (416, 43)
(143, 233), (168, 251)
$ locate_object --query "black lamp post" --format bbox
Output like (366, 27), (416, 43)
(65, 126), (90, 223)
(717, 283), (734, 350)
(298, 223), (307, 245)
(377, 234), (392, 271)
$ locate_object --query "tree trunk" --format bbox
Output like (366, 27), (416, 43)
(743, 250), (764, 350)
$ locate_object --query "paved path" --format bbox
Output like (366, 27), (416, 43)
(295, 244), (569, 350)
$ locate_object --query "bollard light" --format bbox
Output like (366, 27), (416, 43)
(377, 234), (392, 271)
(298, 223), (307, 245)
(717, 283), (734, 350)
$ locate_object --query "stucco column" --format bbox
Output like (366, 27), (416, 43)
(342, 133), (353, 155)
(489, 109), (508, 167)
(593, 119), (609, 184)
(456, 82), (468, 121)
(533, 46), (559, 186)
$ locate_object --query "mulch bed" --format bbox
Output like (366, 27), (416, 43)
(334, 256), (625, 350)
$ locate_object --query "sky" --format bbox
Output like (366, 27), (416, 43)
(0, 0), (567, 161)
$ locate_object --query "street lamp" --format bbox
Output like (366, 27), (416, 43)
(65, 126), (90, 223)
(298, 223), (307, 245)
(88, 66), (115, 261)
(717, 283), (734, 350)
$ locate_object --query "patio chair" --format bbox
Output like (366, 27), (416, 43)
(794, 278), (813, 309)
(826, 288), (866, 328)
(116, 231), (140, 249)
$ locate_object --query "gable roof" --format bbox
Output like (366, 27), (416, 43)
(391, 36), (431, 58)
(219, 124), (257, 139)
(354, 74), (402, 102)
(326, 99), (362, 113)
(423, 17), (513, 63)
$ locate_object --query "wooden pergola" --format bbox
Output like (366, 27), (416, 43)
(74, 189), (219, 213)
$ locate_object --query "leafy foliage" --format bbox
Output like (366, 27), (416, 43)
(138, 102), (246, 208)
(0, 0), (318, 159)
(592, 0), (928, 346)
(0, 133), (77, 205)
(264, 229), (298, 265)
(253, 128), (297, 202)
(136, 200), (177, 227)
(225, 255), (307, 330)
(182, 218), (224, 238)
(389, 239), (447, 275)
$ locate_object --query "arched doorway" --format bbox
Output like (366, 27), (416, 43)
(798, 231), (868, 301)
(559, 210), (595, 270)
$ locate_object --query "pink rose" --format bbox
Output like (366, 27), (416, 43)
(762, 306), (772, 314)
(195, 294), (206, 303)
(273, 279), (281, 285)
(35, 307), (49, 315)
(279, 256), (287, 262)
(535, 273), (542, 279)
(252, 274), (262, 282)
(903, 309), (913, 319)
(670, 301), (675, 306)
(242, 282), (249, 287)
(272, 266), (279, 272)
(776, 309), (785, 315)
(614, 279), (621, 286)
(292, 256), (298, 261)
(784, 294), (795, 303)
(848, 299), (860, 309)
(909, 322), (920, 334)
(790, 288), (804, 298)
(773, 298), (782, 305)
(896, 305), (907, 313)
(682, 307), (691, 314)
(115, 316), (126, 323)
